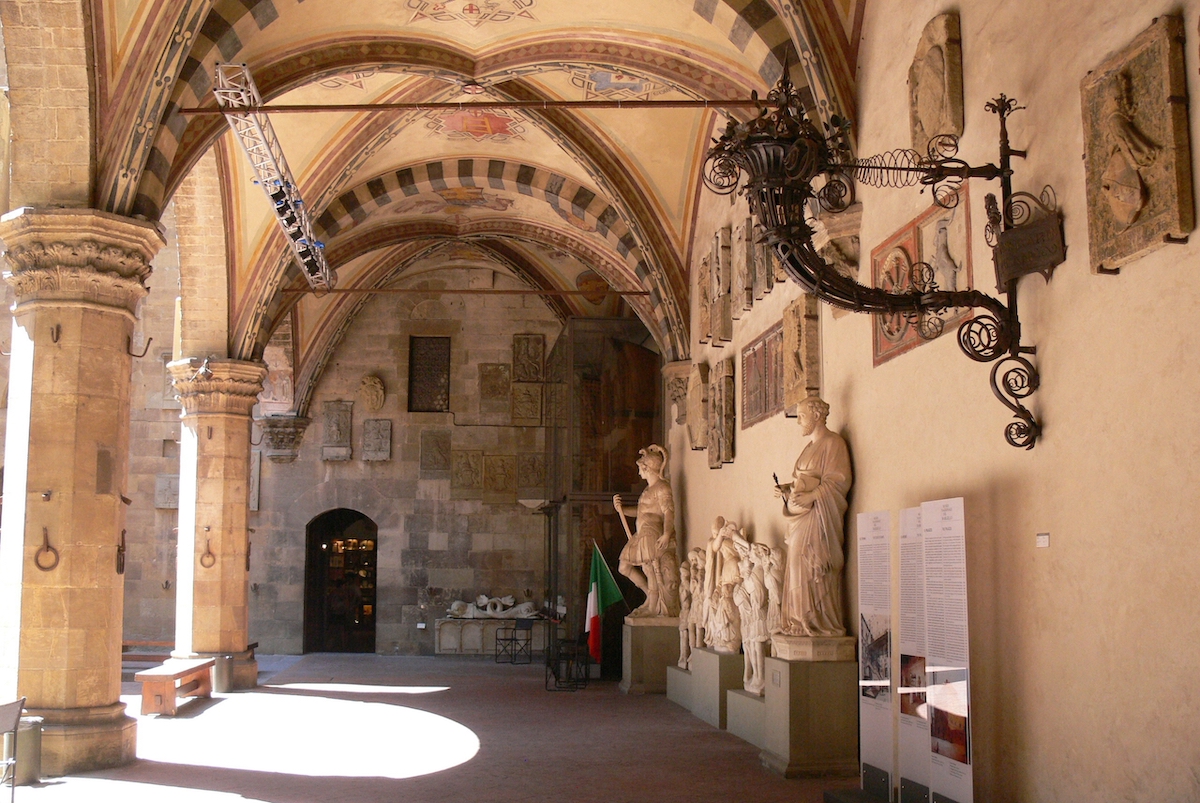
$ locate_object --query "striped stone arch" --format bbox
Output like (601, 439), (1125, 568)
(118, 0), (807, 221)
(312, 158), (684, 357)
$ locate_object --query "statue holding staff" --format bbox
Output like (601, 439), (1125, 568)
(613, 445), (680, 617)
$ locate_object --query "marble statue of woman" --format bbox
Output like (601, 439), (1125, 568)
(773, 396), (852, 638)
(704, 516), (743, 653)
(764, 545), (785, 636)
(613, 445), (680, 617)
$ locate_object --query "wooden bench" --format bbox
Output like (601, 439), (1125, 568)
(134, 658), (215, 716)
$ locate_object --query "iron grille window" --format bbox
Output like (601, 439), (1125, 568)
(408, 336), (451, 412)
(741, 323), (784, 428)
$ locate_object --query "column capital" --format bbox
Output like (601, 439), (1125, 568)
(260, 415), (311, 463)
(662, 360), (691, 425)
(0, 207), (165, 314)
(168, 358), (267, 416)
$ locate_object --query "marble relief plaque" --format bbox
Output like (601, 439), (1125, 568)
(451, 450), (483, 498)
(362, 419), (392, 462)
(697, 254), (712, 345)
(154, 475), (179, 509)
(909, 13), (964, 151)
(322, 400), (353, 461)
(783, 293), (821, 413)
(517, 453), (546, 493)
(710, 226), (733, 345)
(420, 428), (451, 472)
(479, 363), (511, 414)
(686, 362), (710, 450)
(731, 217), (755, 317)
(1081, 15), (1193, 273)
(511, 382), (542, 426)
(708, 357), (735, 468)
(512, 334), (545, 382)
(483, 454), (517, 502)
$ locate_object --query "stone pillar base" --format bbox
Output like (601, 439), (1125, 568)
(620, 617), (678, 695)
(727, 688), (767, 748)
(687, 647), (744, 729)
(759, 655), (858, 778)
(24, 703), (136, 778)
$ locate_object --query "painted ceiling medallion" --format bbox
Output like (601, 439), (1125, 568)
(407, 0), (536, 27)
(569, 69), (670, 101)
(424, 108), (527, 142)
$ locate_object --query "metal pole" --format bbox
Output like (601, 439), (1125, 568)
(179, 98), (763, 115)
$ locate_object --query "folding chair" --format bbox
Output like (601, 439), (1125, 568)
(495, 618), (535, 664)
(0, 697), (26, 803)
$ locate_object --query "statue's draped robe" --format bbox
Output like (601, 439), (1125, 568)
(782, 433), (852, 637)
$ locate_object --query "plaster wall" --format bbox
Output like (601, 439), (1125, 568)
(672, 3), (1200, 801)
(248, 269), (561, 655)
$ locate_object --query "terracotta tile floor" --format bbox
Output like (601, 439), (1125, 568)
(18, 654), (859, 802)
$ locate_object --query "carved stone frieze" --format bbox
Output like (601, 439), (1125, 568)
(783, 294), (821, 412)
(0, 208), (165, 314)
(168, 358), (267, 417)
(686, 362), (710, 450)
(909, 13), (964, 151)
(708, 357), (735, 468)
(662, 360), (691, 426)
(260, 415), (311, 463)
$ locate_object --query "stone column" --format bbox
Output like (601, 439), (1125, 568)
(168, 357), (266, 689)
(0, 207), (164, 776)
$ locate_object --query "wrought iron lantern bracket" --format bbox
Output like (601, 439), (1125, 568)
(704, 75), (1049, 449)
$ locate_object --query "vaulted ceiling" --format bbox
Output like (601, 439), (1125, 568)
(86, 0), (865, 404)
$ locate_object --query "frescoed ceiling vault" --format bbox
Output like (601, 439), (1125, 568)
(78, 0), (866, 410)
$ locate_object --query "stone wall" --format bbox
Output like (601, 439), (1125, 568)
(249, 269), (560, 654)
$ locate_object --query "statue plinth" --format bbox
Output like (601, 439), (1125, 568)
(621, 617), (679, 694)
(770, 634), (855, 662)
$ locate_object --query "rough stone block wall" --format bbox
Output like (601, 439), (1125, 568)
(249, 270), (560, 655)
(122, 203), (183, 642)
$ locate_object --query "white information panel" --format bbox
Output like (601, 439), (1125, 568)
(856, 510), (894, 790)
(921, 497), (972, 803)
(898, 506), (930, 802)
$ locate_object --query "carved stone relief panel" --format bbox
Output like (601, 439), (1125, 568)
(359, 374), (385, 411)
(731, 218), (755, 318)
(260, 316), (295, 416)
(419, 428), (451, 474)
(710, 226), (733, 345)
(686, 362), (710, 450)
(783, 293), (821, 412)
(707, 357), (735, 468)
(512, 333), (545, 382)
(479, 363), (511, 414)
(511, 382), (542, 426)
(154, 475), (179, 509)
(1081, 15), (1193, 273)
(517, 453), (546, 495)
(362, 419), (392, 462)
(909, 13), (964, 151)
(451, 449), (483, 498)
(322, 400), (353, 461)
(751, 218), (772, 299)
(662, 360), (691, 426)
(697, 254), (712, 346)
(483, 454), (517, 502)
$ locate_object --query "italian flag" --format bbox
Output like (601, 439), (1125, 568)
(585, 542), (624, 662)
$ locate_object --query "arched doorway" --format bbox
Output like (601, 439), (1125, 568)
(304, 509), (378, 653)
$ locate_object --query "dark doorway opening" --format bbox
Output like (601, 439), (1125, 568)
(304, 509), (378, 653)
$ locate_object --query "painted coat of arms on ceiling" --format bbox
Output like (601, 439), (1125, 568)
(425, 108), (527, 142)
(407, 0), (536, 26)
(568, 69), (670, 101)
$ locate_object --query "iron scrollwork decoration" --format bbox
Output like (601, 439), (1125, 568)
(703, 73), (1050, 448)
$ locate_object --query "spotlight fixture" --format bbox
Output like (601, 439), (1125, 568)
(703, 73), (1064, 449)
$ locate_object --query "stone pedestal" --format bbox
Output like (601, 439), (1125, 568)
(169, 358), (266, 690)
(620, 617), (678, 694)
(666, 665), (692, 708)
(771, 634), (856, 662)
(760, 654), (859, 778)
(0, 208), (164, 775)
(687, 647), (744, 728)
(727, 688), (767, 748)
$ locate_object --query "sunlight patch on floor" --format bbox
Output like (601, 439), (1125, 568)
(125, 690), (479, 779)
